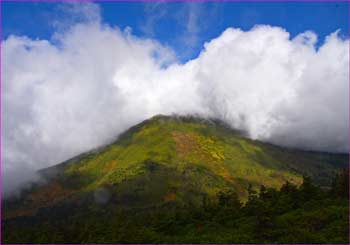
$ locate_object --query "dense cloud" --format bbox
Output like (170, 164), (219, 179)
(2, 8), (348, 196)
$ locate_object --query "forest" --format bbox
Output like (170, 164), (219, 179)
(3, 169), (349, 244)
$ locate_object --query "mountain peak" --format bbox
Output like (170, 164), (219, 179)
(3, 114), (348, 243)
(5, 115), (347, 208)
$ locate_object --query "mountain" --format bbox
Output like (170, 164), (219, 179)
(2, 115), (349, 243)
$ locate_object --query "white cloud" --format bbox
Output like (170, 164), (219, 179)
(2, 7), (349, 196)
(195, 26), (348, 152)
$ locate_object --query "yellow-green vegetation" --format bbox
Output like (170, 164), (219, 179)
(14, 114), (346, 206)
(47, 115), (308, 204)
(2, 115), (349, 244)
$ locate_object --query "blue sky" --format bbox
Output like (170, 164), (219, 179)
(2, 2), (349, 62)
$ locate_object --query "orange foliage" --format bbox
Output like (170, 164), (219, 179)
(104, 160), (118, 173)
(172, 131), (198, 158)
(163, 192), (177, 202)
(5, 181), (76, 220)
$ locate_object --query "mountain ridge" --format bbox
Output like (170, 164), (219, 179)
(4, 115), (347, 207)
(2, 114), (349, 243)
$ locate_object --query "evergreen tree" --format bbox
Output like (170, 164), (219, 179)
(331, 168), (349, 199)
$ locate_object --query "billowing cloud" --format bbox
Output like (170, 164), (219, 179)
(2, 6), (348, 196)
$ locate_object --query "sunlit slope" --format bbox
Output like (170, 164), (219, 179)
(3, 115), (347, 219)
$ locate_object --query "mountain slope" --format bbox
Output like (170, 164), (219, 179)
(2, 115), (348, 243)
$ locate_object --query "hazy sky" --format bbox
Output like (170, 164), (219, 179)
(2, 2), (349, 196)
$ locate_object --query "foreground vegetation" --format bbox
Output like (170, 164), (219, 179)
(3, 170), (349, 244)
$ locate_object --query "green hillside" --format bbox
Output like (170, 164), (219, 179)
(2, 115), (349, 243)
